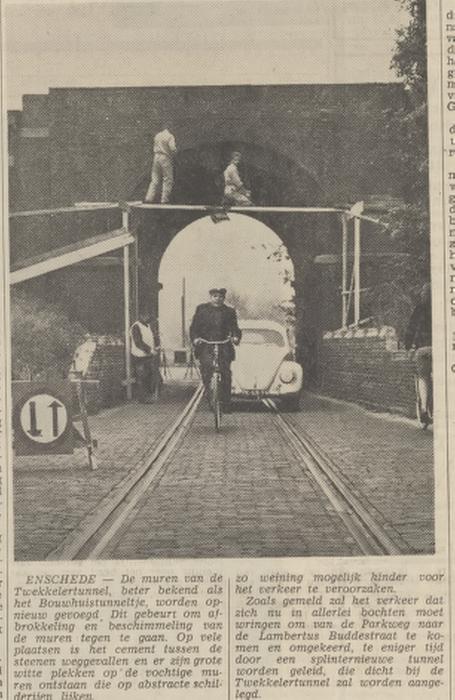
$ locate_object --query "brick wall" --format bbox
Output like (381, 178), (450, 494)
(9, 84), (406, 209)
(319, 327), (416, 417)
(72, 336), (125, 411)
(71, 329), (418, 417)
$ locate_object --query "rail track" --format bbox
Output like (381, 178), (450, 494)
(47, 386), (410, 559)
(263, 398), (411, 555)
(47, 384), (205, 560)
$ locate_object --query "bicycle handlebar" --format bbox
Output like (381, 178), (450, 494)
(197, 338), (233, 345)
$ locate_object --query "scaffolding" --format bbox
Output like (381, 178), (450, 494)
(9, 200), (383, 400)
(124, 200), (376, 330)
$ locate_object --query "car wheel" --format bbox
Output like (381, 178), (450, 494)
(281, 393), (301, 412)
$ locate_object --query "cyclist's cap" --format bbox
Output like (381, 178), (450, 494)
(209, 287), (227, 296)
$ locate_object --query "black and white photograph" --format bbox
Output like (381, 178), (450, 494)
(5, 0), (434, 561)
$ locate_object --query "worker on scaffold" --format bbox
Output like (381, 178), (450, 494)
(222, 151), (253, 206)
(144, 123), (177, 203)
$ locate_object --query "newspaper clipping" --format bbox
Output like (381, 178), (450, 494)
(0, 0), (454, 698)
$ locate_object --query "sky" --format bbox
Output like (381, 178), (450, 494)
(4, 0), (406, 110)
(159, 214), (293, 348)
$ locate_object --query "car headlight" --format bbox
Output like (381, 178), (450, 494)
(279, 367), (295, 383)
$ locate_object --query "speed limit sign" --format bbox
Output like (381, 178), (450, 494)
(13, 381), (74, 455)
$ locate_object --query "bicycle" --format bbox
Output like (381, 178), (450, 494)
(197, 338), (232, 431)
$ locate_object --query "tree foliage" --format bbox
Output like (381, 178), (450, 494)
(226, 288), (290, 325)
(11, 291), (87, 379)
(392, 0), (427, 96)
(365, 0), (430, 337)
(390, 0), (428, 201)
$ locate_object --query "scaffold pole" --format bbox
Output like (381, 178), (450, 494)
(354, 215), (361, 326)
(341, 214), (348, 328)
(122, 209), (133, 401)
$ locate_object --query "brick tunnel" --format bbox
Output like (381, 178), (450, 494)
(121, 138), (341, 385)
(8, 83), (406, 387)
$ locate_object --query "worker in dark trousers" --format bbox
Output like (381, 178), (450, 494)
(130, 310), (160, 403)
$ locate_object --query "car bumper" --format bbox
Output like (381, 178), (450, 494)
(231, 361), (303, 400)
(231, 386), (301, 400)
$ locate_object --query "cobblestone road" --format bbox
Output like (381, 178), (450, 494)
(288, 394), (434, 554)
(14, 381), (195, 560)
(13, 384), (434, 560)
(103, 395), (433, 559)
(103, 404), (363, 559)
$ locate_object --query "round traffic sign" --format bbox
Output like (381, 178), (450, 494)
(19, 393), (69, 444)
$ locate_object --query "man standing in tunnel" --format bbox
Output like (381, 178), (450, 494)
(144, 124), (177, 203)
(130, 309), (160, 403)
(190, 288), (241, 412)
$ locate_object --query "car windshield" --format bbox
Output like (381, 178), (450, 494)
(241, 328), (286, 347)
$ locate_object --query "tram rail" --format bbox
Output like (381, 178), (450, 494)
(47, 384), (204, 560)
(47, 385), (411, 559)
(263, 398), (412, 556)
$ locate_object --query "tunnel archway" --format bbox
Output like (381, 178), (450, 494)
(135, 209), (343, 385)
(157, 214), (295, 352)
(133, 141), (344, 385)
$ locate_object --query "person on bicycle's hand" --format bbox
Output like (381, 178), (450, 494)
(404, 282), (432, 423)
(190, 287), (241, 412)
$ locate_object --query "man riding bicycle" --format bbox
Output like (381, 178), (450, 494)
(190, 288), (241, 413)
(405, 282), (432, 425)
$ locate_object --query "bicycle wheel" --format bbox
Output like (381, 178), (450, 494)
(210, 374), (222, 431)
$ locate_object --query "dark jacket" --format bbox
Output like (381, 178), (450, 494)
(404, 302), (432, 350)
(190, 303), (241, 361)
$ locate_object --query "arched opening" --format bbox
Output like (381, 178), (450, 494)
(136, 205), (341, 386)
(157, 214), (295, 354)
(134, 144), (333, 385)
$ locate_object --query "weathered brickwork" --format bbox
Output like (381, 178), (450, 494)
(320, 327), (417, 416)
(9, 83), (406, 210)
(8, 84), (416, 390)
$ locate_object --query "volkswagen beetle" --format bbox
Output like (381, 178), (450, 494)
(231, 320), (303, 410)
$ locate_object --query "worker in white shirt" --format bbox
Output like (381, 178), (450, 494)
(130, 310), (160, 403)
(223, 151), (253, 206)
(144, 126), (177, 203)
